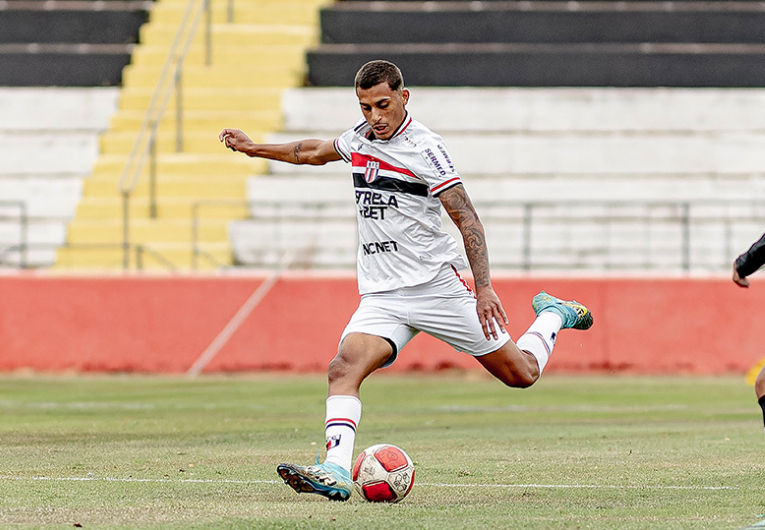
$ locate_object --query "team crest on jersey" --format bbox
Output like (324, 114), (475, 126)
(364, 160), (380, 183)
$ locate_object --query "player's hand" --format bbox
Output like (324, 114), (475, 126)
(733, 263), (750, 288)
(219, 129), (252, 153)
(475, 285), (508, 340)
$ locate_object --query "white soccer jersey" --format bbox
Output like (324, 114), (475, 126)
(334, 112), (468, 294)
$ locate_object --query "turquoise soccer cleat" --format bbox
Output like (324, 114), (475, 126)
(531, 291), (593, 330)
(277, 460), (353, 501)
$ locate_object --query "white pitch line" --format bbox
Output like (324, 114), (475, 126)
(418, 482), (736, 491)
(0, 476), (737, 490)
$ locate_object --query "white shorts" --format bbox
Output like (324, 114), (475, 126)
(340, 264), (511, 367)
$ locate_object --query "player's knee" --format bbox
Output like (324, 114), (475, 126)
(515, 371), (539, 389)
(327, 353), (352, 384)
(507, 361), (540, 389)
(490, 368), (537, 389)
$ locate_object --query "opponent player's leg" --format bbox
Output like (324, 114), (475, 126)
(276, 334), (392, 501)
(478, 291), (593, 387)
(755, 365), (765, 435)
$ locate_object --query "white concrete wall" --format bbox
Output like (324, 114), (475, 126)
(0, 87), (119, 267)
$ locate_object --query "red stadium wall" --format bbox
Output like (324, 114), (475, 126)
(0, 272), (762, 374)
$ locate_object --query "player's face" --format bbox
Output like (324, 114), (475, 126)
(356, 82), (410, 140)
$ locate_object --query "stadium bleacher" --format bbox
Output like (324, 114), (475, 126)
(0, 0), (143, 267)
(4, 0), (765, 272)
(308, 0), (765, 87)
(0, 0), (149, 86)
(228, 0), (765, 273)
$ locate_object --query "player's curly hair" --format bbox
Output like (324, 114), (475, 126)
(354, 60), (404, 91)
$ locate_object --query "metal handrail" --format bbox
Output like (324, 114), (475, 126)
(0, 242), (175, 271)
(190, 197), (765, 273)
(0, 200), (27, 268)
(117, 0), (217, 270)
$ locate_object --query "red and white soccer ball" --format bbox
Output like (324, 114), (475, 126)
(352, 443), (415, 503)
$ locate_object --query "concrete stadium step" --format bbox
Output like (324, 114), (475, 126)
(75, 196), (250, 220)
(117, 87), (283, 112)
(307, 42), (765, 87)
(0, 131), (100, 176)
(121, 64), (303, 90)
(108, 109), (282, 134)
(149, 1), (324, 25)
(129, 44), (307, 68)
(265, 131), (765, 176)
(229, 219), (358, 268)
(0, 46), (134, 86)
(65, 218), (229, 243)
(138, 23), (316, 47)
(51, 0), (328, 271)
(243, 173), (765, 204)
(0, 8), (149, 44)
(54, 242), (231, 270)
(91, 154), (266, 178)
(0, 177), (83, 220)
(83, 174), (248, 198)
(99, 129), (267, 155)
(320, 2), (765, 45)
(281, 87), (765, 133)
(0, 219), (68, 267)
(0, 87), (119, 131)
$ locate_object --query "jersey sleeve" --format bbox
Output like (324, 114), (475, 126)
(736, 232), (765, 278)
(418, 135), (462, 197)
(334, 122), (362, 163)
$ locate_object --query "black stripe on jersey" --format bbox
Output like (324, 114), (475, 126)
(353, 173), (429, 197)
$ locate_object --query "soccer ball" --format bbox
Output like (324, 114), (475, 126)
(352, 443), (415, 503)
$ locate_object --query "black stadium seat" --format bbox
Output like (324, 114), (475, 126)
(0, 0), (152, 86)
(307, 0), (765, 87)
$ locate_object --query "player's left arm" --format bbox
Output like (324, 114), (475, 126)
(439, 184), (508, 340)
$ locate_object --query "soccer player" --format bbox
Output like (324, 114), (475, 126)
(732, 232), (765, 434)
(219, 60), (593, 501)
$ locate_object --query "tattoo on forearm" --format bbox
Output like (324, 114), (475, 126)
(442, 186), (491, 288)
(292, 142), (303, 163)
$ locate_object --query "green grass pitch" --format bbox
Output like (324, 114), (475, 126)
(0, 373), (763, 529)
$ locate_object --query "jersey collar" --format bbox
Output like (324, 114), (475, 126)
(365, 112), (412, 142)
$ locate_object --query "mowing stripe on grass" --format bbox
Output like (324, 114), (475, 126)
(0, 476), (738, 490)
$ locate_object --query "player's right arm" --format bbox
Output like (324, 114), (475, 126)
(219, 129), (342, 165)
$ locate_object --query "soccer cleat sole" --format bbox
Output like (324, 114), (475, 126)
(276, 463), (351, 502)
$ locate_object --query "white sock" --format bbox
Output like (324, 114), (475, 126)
(515, 311), (563, 374)
(323, 395), (362, 471)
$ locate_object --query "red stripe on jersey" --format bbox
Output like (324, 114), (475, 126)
(351, 153), (419, 179)
(432, 177), (461, 194)
(451, 265), (475, 298)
